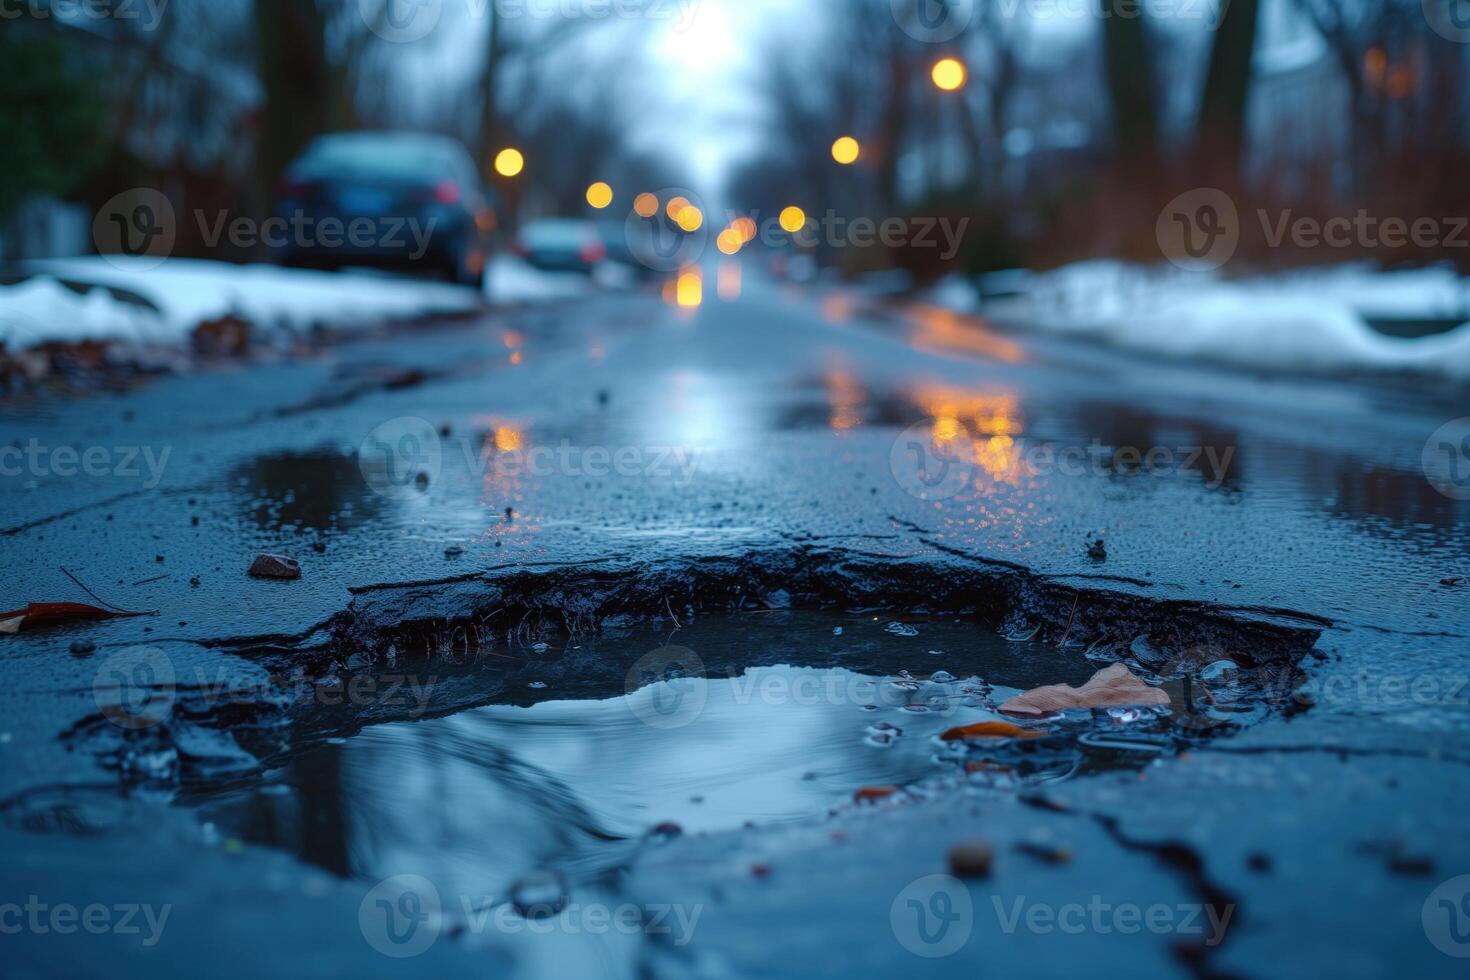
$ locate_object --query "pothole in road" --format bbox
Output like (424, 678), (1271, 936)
(170, 611), (1292, 897)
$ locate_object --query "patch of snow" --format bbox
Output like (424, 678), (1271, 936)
(0, 278), (170, 348)
(3, 256), (485, 354)
(920, 274), (979, 313)
(486, 255), (601, 303)
(972, 261), (1470, 381)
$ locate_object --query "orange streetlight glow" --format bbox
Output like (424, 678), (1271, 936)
(494, 148), (525, 177)
(676, 205), (704, 232)
(585, 182), (614, 209)
(633, 192), (659, 218)
(717, 228), (743, 255)
(779, 206), (807, 234)
(931, 58), (967, 91)
(831, 136), (861, 165)
(732, 216), (758, 242)
(665, 196), (691, 220)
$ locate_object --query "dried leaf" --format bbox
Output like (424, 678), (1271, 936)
(0, 602), (135, 634)
(853, 786), (898, 803)
(940, 720), (1049, 741)
(1000, 663), (1170, 717)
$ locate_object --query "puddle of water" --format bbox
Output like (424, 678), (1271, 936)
(200, 665), (1002, 895)
(188, 612), (1176, 900)
(230, 450), (387, 532)
(139, 605), (1295, 972)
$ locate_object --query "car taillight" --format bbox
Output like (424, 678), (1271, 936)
(433, 180), (461, 205)
(580, 241), (607, 264)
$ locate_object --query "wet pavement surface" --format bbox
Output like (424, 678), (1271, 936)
(1, 271), (1468, 978)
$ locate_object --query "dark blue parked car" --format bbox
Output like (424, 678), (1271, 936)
(273, 131), (496, 285)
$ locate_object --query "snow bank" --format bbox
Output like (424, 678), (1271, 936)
(978, 261), (1470, 382)
(8, 256), (482, 349)
(0, 277), (171, 348)
(485, 255), (596, 302)
(0, 255), (634, 354)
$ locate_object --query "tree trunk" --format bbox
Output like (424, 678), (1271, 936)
(1097, 0), (1160, 179)
(253, 0), (334, 199)
(1195, 0), (1260, 188)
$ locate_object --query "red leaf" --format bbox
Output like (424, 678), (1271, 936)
(940, 720), (1050, 741)
(0, 602), (135, 634)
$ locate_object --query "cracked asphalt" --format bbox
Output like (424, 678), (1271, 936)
(1, 271), (1467, 978)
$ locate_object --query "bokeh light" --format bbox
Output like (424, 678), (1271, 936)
(676, 205), (704, 232)
(493, 148), (525, 177)
(585, 182), (614, 209)
(779, 206), (807, 234)
(717, 228), (743, 255)
(831, 136), (861, 165)
(633, 192), (659, 218)
(931, 58), (967, 92)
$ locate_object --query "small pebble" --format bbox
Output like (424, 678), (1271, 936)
(248, 554), (301, 580)
(948, 839), (994, 878)
(69, 639), (95, 657)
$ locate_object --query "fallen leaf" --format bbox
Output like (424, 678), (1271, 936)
(853, 786), (898, 803)
(1000, 663), (1170, 717)
(940, 720), (1049, 741)
(0, 602), (138, 634)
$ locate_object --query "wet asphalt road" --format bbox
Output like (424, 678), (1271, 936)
(1, 268), (1468, 978)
